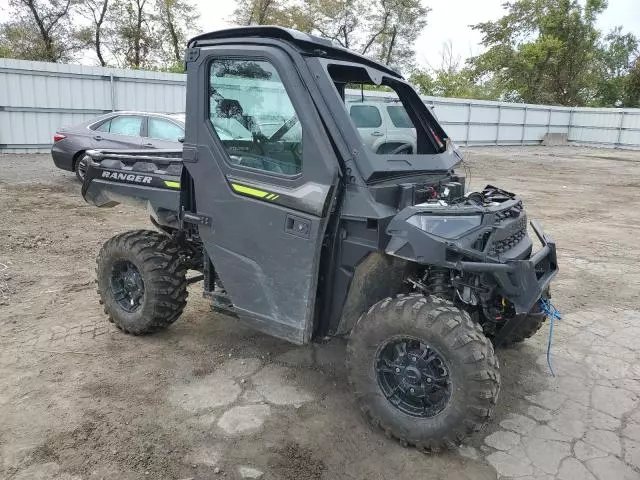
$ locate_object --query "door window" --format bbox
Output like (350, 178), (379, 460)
(95, 119), (112, 132)
(108, 116), (143, 136)
(386, 105), (413, 128)
(349, 105), (382, 128)
(148, 117), (184, 142)
(208, 59), (302, 176)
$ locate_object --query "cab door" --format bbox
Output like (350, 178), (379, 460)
(183, 46), (341, 344)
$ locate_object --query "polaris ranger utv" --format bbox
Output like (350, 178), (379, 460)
(82, 26), (558, 450)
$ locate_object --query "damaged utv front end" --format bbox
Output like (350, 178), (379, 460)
(385, 186), (558, 329)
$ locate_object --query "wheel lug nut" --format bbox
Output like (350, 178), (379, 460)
(395, 368), (400, 373)
(411, 357), (416, 362)
(427, 378), (432, 383)
(410, 388), (415, 393)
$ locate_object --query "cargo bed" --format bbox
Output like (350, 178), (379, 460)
(82, 149), (184, 226)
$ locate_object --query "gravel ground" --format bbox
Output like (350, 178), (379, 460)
(1, 145), (639, 480)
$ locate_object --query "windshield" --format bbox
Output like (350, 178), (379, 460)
(308, 59), (457, 181)
(329, 64), (446, 156)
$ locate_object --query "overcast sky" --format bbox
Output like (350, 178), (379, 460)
(1, 0), (638, 68)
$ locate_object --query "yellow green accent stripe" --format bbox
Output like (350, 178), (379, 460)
(164, 180), (181, 189)
(231, 183), (269, 198)
(231, 183), (279, 201)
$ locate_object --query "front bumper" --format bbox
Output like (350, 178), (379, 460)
(457, 219), (558, 314)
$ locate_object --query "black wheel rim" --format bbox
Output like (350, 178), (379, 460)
(375, 336), (452, 417)
(77, 158), (88, 180)
(110, 260), (144, 313)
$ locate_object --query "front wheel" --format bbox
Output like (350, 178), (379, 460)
(347, 294), (500, 451)
(96, 230), (188, 334)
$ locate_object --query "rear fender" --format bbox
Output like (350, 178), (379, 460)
(82, 149), (183, 227)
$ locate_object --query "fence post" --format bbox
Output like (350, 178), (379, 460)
(496, 105), (502, 146)
(521, 106), (528, 145)
(616, 111), (625, 149)
(465, 102), (472, 146)
(568, 109), (574, 142)
(546, 108), (552, 137)
(109, 74), (116, 111)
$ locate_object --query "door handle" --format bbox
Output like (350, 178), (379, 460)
(93, 135), (103, 141)
(142, 143), (154, 148)
(285, 214), (310, 239)
(371, 131), (384, 137)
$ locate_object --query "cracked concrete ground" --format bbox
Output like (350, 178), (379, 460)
(1, 146), (639, 479)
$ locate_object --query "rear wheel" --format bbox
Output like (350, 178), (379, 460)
(96, 230), (187, 334)
(347, 294), (500, 451)
(75, 153), (89, 182)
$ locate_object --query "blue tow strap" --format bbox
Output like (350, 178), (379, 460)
(540, 298), (562, 377)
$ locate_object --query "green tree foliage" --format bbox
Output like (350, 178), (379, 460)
(104, 0), (198, 68)
(410, 41), (501, 99)
(594, 27), (639, 106)
(0, 0), (198, 68)
(155, 0), (200, 64)
(108, 0), (158, 68)
(232, 0), (429, 72)
(0, 0), (84, 62)
(469, 0), (638, 106)
(232, 0), (311, 30)
(368, 0), (429, 70)
(624, 57), (640, 107)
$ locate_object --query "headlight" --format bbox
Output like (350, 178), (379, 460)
(407, 214), (481, 239)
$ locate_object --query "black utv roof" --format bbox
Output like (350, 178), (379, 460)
(188, 26), (403, 79)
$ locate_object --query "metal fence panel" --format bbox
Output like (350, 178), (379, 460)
(498, 125), (523, 143)
(501, 107), (525, 124)
(1, 58), (639, 152)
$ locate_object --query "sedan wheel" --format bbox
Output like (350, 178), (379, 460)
(75, 155), (89, 182)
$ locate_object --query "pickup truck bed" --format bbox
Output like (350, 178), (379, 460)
(82, 149), (184, 227)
